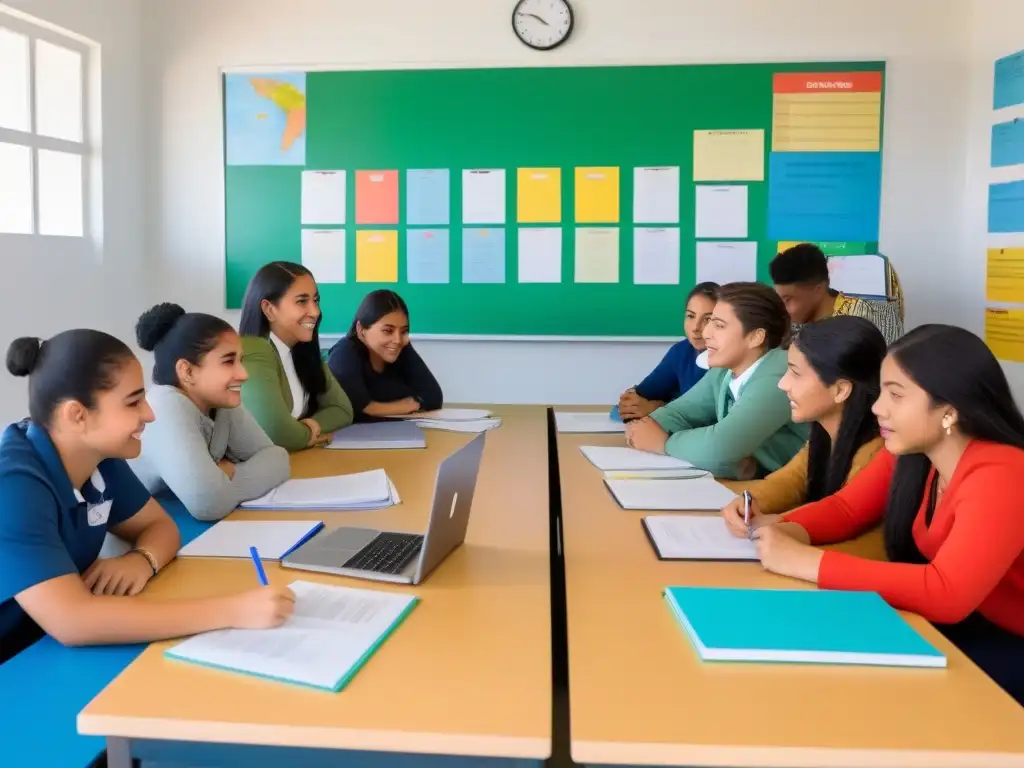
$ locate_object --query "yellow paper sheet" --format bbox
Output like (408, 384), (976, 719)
(987, 248), (1024, 303)
(517, 168), (561, 223)
(574, 167), (619, 223)
(986, 308), (1024, 363)
(772, 92), (881, 152)
(692, 129), (765, 182)
(355, 230), (398, 282)
(574, 227), (619, 283)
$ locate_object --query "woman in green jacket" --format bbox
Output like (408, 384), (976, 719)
(626, 282), (808, 479)
(238, 261), (354, 451)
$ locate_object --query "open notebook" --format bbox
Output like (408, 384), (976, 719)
(328, 421), (426, 450)
(664, 586), (947, 668)
(580, 446), (698, 474)
(642, 515), (757, 560)
(166, 580), (419, 691)
(239, 469), (400, 511)
(178, 521), (325, 560)
(390, 408), (501, 433)
(607, 477), (736, 511)
(554, 412), (625, 434)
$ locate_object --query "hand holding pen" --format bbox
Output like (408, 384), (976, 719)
(721, 493), (781, 539)
(225, 546), (296, 629)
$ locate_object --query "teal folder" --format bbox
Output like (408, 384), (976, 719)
(664, 586), (946, 668)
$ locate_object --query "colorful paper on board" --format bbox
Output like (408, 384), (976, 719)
(987, 248), (1024, 303)
(986, 308), (1024, 363)
(989, 181), (1024, 233)
(356, 230), (398, 282)
(575, 167), (620, 223)
(462, 228), (505, 283)
(406, 229), (450, 284)
(693, 130), (765, 181)
(406, 169), (450, 225)
(517, 168), (561, 223)
(574, 227), (619, 283)
(772, 72), (882, 152)
(994, 50), (1024, 110)
(355, 171), (399, 225)
(225, 72), (306, 165)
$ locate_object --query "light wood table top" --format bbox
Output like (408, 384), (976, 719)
(557, 430), (1024, 768)
(78, 406), (552, 759)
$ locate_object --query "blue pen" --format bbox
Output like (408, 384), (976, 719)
(249, 546), (269, 586)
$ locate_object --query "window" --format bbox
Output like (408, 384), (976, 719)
(0, 13), (92, 238)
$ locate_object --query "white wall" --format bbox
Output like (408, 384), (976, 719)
(142, 0), (971, 405)
(0, 0), (146, 424)
(965, 0), (1024, 397)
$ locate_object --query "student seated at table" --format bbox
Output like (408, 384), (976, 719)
(770, 243), (904, 345)
(238, 261), (354, 451)
(721, 316), (885, 519)
(0, 330), (295, 664)
(613, 282), (719, 422)
(327, 290), (443, 422)
(625, 282), (808, 479)
(131, 303), (290, 522)
(732, 325), (1024, 706)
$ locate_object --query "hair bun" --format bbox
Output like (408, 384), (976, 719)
(6, 337), (43, 377)
(135, 303), (186, 351)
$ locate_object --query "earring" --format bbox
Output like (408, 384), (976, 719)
(942, 417), (953, 436)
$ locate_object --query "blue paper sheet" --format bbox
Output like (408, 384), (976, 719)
(994, 50), (1024, 110)
(992, 119), (1024, 168)
(767, 152), (881, 242)
(406, 228), (451, 284)
(989, 180), (1024, 234)
(406, 169), (450, 225)
(461, 228), (506, 283)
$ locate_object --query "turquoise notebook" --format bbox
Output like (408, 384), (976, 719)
(664, 586), (946, 668)
(166, 580), (419, 691)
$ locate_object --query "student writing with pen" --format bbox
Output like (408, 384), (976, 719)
(613, 282), (719, 422)
(0, 330), (294, 665)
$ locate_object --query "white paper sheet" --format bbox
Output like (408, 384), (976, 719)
(301, 170), (346, 225)
(695, 185), (748, 238)
(633, 166), (680, 224)
(633, 227), (680, 285)
(554, 412), (625, 434)
(827, 254), (887, 297)
(518, 227), (562, 283)
(580, 446), (694, 471)
(695, 240), (758, 286)
(240, 469), (398, 510)
(165, 581), (417, 690)
(607, 477), (737, 511)
(643, 515), (757, 560)
(301, 229), (346, 284)
(462, 169), (506, 224)
(179, 521), (324, 560)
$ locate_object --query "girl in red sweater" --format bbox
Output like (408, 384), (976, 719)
(729, 324), (1024, 706)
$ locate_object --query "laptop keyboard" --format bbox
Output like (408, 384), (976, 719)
(344, 532), (424, 574)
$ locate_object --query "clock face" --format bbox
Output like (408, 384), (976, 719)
(512, 0), (574, 51)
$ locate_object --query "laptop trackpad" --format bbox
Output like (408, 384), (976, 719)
(317, 526), (380, 557)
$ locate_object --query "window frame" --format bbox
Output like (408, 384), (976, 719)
(0, 12), (91, 239)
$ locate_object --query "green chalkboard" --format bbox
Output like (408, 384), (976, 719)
(224, 62), (885, 337)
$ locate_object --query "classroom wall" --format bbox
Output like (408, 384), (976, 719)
(143, 0), (971, 405)
(965, 0), (1024, 398)
(0, 0), (146, 424)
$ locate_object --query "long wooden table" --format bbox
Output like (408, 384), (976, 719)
(557, 429), (1024, 768)
(78, 406), (552, 767)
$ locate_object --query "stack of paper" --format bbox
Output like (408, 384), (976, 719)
(240, 469), (400, 511)
(580, 446), (697, 472)
(606, 477), (736, 511)
(166, 580), (419, 690)
(328, 421), (426, 450)
(178, 521), (325, 560)
(397, 408), (501, 433)
(664, 586), (947, 668)
(554, 412), (625, 434)
(642, 515), (756, 560)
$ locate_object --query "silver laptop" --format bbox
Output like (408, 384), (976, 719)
(281, 432), (486, 584)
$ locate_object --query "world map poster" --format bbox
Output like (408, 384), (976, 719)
(224, 72), (306, 165)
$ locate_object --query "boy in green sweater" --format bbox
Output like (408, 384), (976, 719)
(626, 283), (808, 479)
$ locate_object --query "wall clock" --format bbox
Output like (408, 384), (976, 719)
(512, 0), (574, 51)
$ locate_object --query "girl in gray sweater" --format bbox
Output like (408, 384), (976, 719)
(131, 303), (290, 521)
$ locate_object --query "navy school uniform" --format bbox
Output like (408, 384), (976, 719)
(0, 420), (150, 663)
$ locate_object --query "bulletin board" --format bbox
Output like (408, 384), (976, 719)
(223, 61), (886, 338)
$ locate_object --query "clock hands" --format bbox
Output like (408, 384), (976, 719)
(515, 11), (550, 25)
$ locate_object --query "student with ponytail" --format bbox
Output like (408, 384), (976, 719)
(741, 325), (1024, 705)
(721, 316), (885, 523)
(132, 303), (290, 521)
(0, 331), (295, 664)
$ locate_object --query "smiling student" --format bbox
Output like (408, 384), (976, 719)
(0, 330), (295, 664)
(626, 282), (807, 479)
(722, 316), (885, 523)
(238, 261), (354, 451)
(327, 290), (442, 422)
(613, 282), (719, 422)
(741, 325), (1024, 705)
(131, 303), (290, 521)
